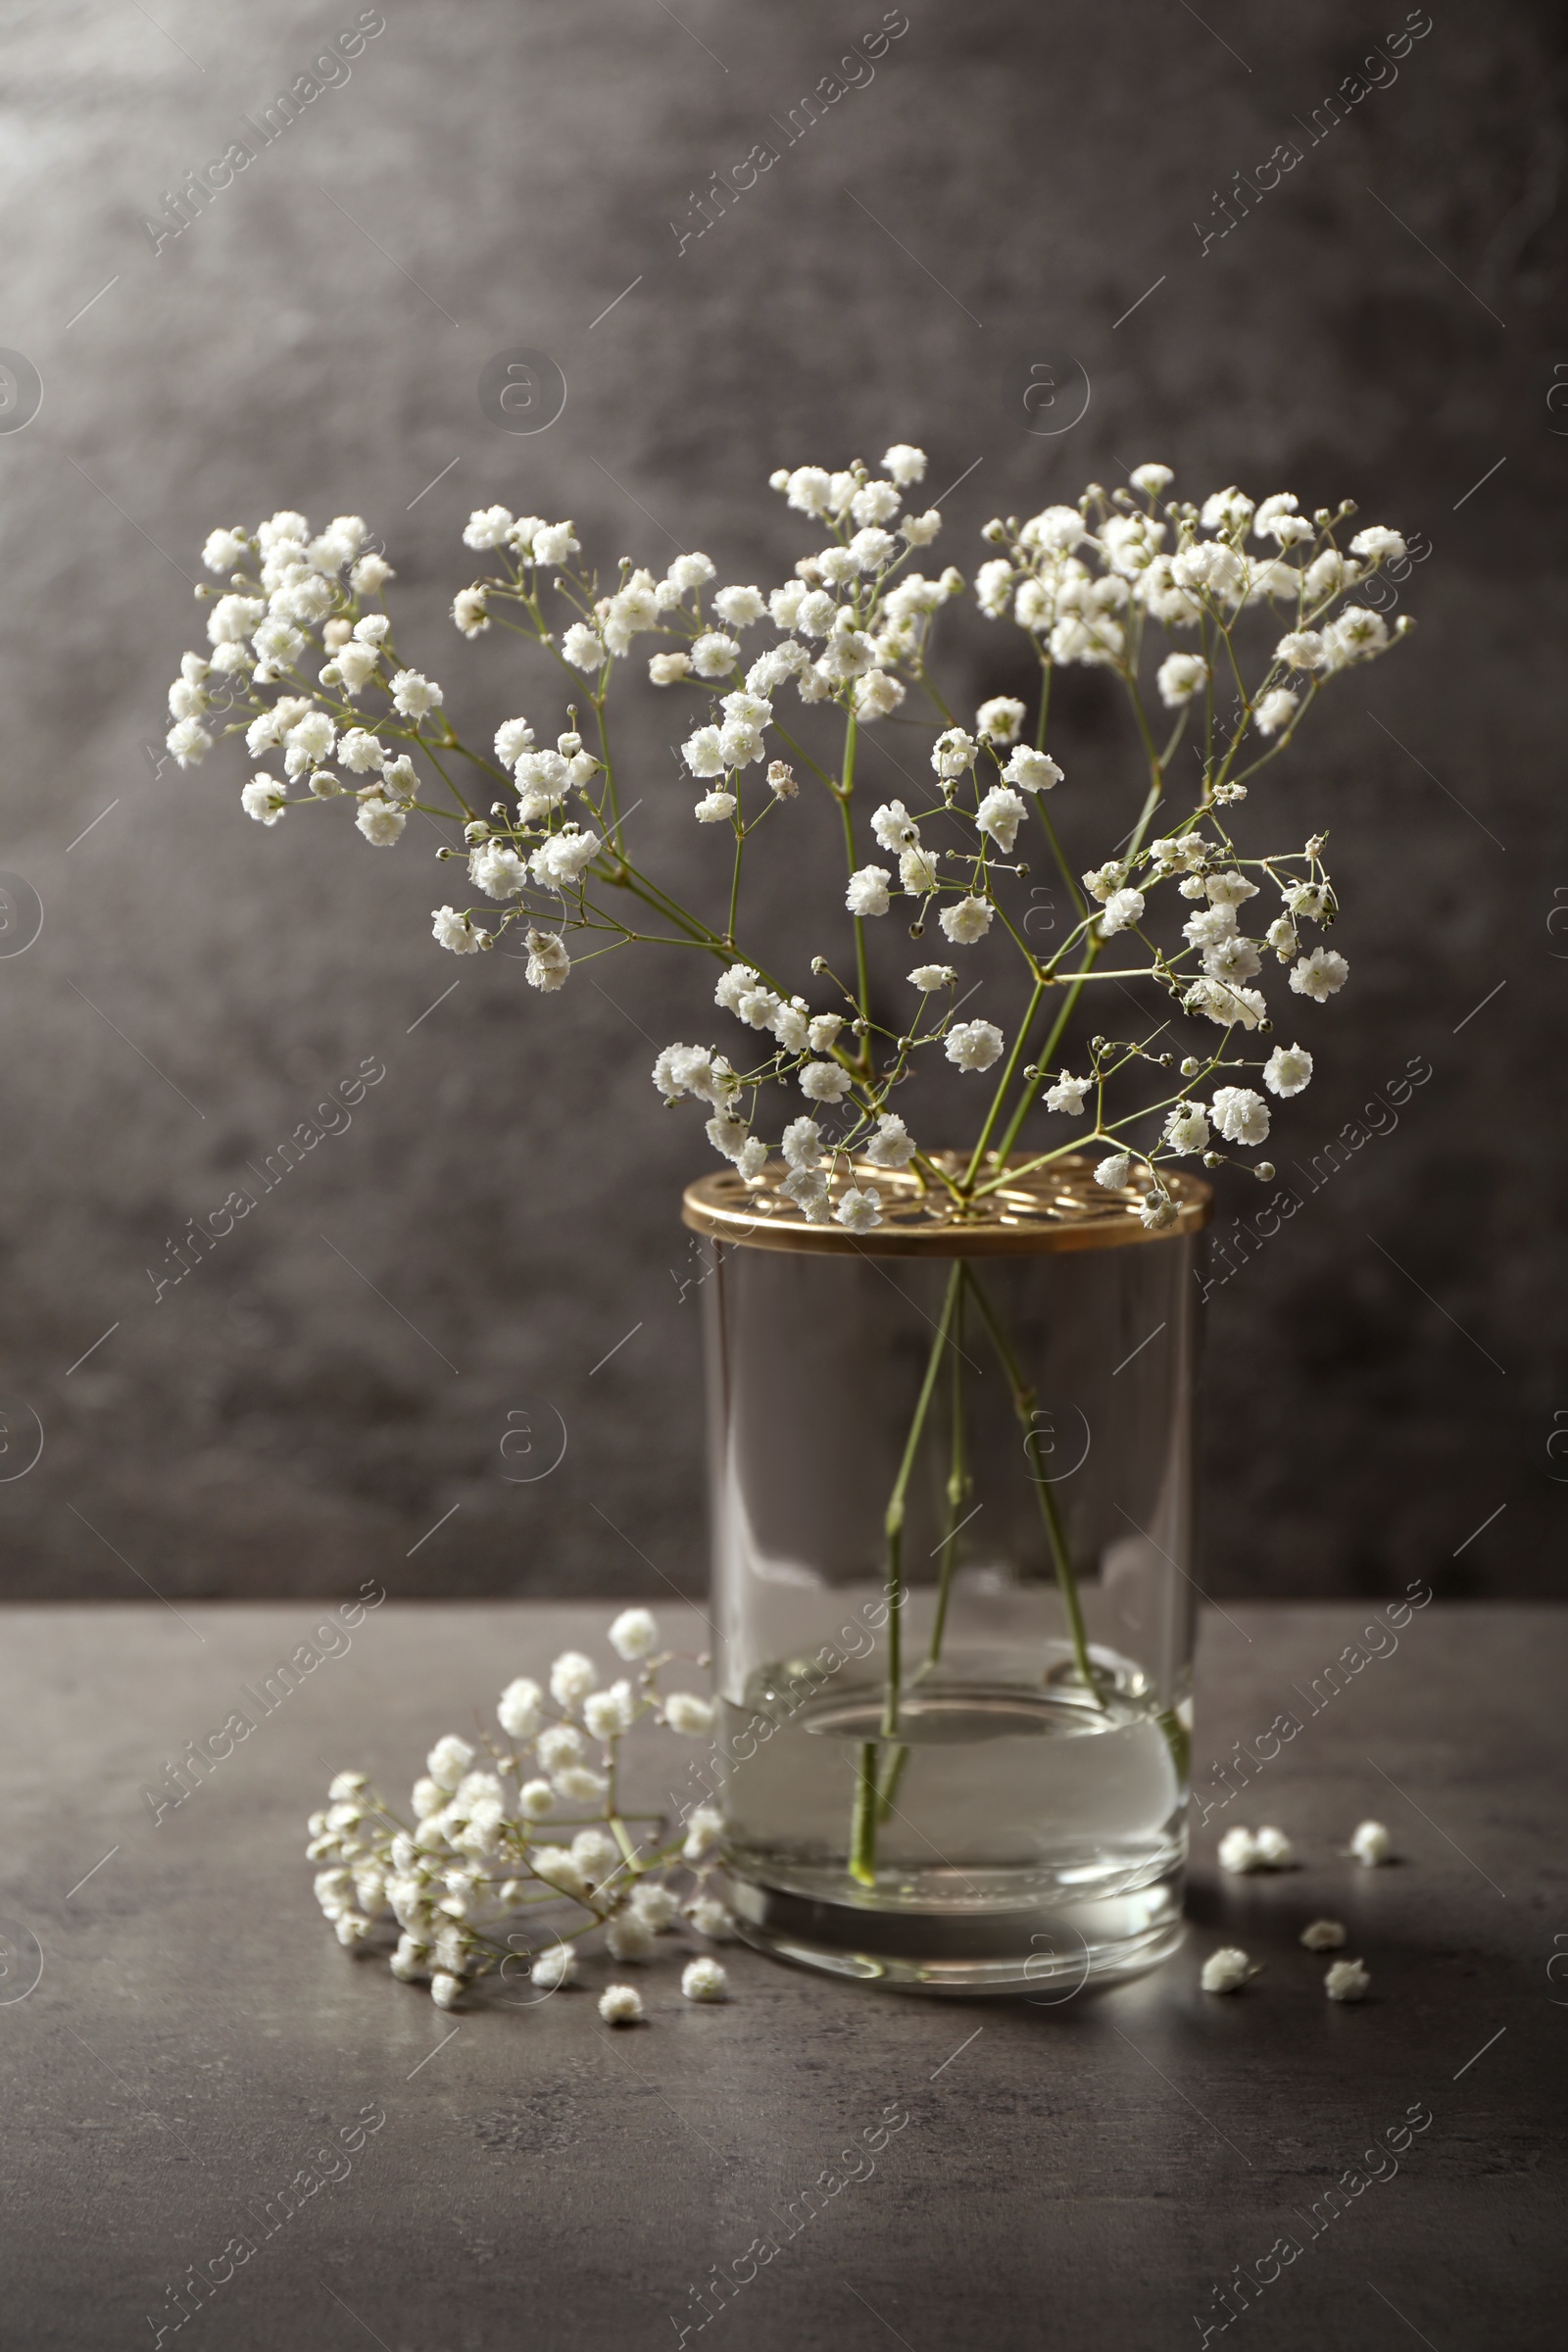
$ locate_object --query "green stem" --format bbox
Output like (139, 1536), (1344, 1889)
(961, 977), (1044, 1192)
(961, 1267), (1102, 1706)
(849, 1262), (964, 1886)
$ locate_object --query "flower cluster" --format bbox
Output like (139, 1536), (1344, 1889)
(173, 452), (1414, 1227)
(306, 1607), (735, 2015)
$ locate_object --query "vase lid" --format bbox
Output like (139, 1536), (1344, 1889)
(682, 1151), (1212, 1257)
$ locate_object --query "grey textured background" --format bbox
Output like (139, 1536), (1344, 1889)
(0, 0), (1562, 1604)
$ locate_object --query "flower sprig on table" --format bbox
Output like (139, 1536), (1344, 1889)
(171, 452), (1414, 1227)
(308, 1607), (732, 2017)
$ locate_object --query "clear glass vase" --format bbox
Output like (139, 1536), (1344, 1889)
(685, 1152), (1210, 1995)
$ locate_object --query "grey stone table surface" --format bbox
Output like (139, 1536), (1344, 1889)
(2, 1600), (1562, 2352)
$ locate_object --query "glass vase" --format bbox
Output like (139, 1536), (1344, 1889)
(685, 1152), (1210, 1995)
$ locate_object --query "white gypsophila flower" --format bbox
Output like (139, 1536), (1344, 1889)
(1266, 916), (1298, 960)
(531, 1943), (577, 1989)
(1184, 904), (1237, 951)
(463, 505), (514, 551)
(1183, 977), (1267, 1029)
(1210, 1086), (1270, 1147)
(168, 676), (206, 721)
(351, 553), (394, 592)
(692, 630), (741, 679)
(931, 726), (977, 780)
(426, 1735), (474, 1791)
(607, 1912), (655, 1962)
(202, 525), (250, 573)
(835, 1185), (882, 1234)
(167, 716), (213, 767)
(1264, 1043), (1313, 1097)
(781, 1116), (823, 1170)
(470, 842), (526, 899)
(946, 1020), (1004, 1074)
(1200, 486), (1254, 535)
(881, 442), (927, 485)
(975, 558), (1013, 617)
(706, 1112), (752, 1164)
(664, 1691), (714, 1735)
(1350, 1819), (1392, 1866)
(531, 521), (578, 566)
(807, 1013), (843, 1051)
(497, 1677), (542, 1739)
(583, 1682), (637, 1741)
(531, 828), (601, 888)
(518, 1779), (554, 1819)
(845, 865), (891, 917)
(1253, 688), (1298, 737)
(494, 717), (534, 769)
(430, 1972), (466, 2010)
(453, 587), (489, 638)
(1205, 936), (1262, 985)
(208, 592), (266, 646)
(907, 964), (956, 993)
(557, 1772), (611, 1807)
(1130, 462), (1173, 495)
(356, 796), (406, 848)
(1002, 746), (1062, 793)
(687, 1895), (735, 1938)
(630, 1881), (678, 1932)
(241, 776), (285, 825)
(1205, 869), (1258, 908)
(1253, 1825), (1295, 1868)
(854, 668), (905, 721)
(649, 652), (691, 686)
(870, 800), (919, 854)
(862, 1114), (914, 1170)
(852, 477), (904, 526)
(1349, 525), (1406, 563)
(530, 1844), (589, 1900)
(410, 1777), (444, 1820)
(609, 1606), (658, 1661)
(1291, 947), (1348, 1002)
(1164, 1102), (1209, 1154)
(800, 1060), (852, 1104)
(562, 623), (606, 672)
(570, 1829), (621, 1884)
(848, 525), (897, 572)
(1300, 1919), (1348, 1951)
(1275, 629), (1327, 671)
(1329, 607), (1390, 662)
(717, 717), (765, 768)
(1154, 649), (1208, 711)
(599, 1984), (645, 2025)
(1082, 860), (1126, 903)
(682, 1956), (729, 2003)
(334, 727), (385, 774)
(1286, 881), (1331, 921)
(769, 1001), (809, 1054)
(390, 668), (443, 717)
(899, 844), (940, 895)
(1151, 832), (1205, 873)
(1140, 1190), (1178, 1233)
(975, 785), (1027, 854)
(1325, 1958), (1370, 2003)
(1217, 1826), (1260, 1874)
(681, 725), (725, 779)
(976, 696), (1026, 745)
(664, 550), (714, 592)
(1200, 1947), (1255, 1994)
(682, 1804), (723, 1863)
(524, 929), (570, 992)
(713, 584), (766, 629)
(432, 912), (481, 959)
(1045, 1074), (1091, 1115)
(694, 791), (737, 824)
(549, 1650), (597, 1708)
(940, 894), (994, 946)
(1100, 887), (1146, 936)
(1094, 1152), (1132, 1190)
(334, 639), (381, 695)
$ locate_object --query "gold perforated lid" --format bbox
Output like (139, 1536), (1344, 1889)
(681, 1151), (1211, 1257)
